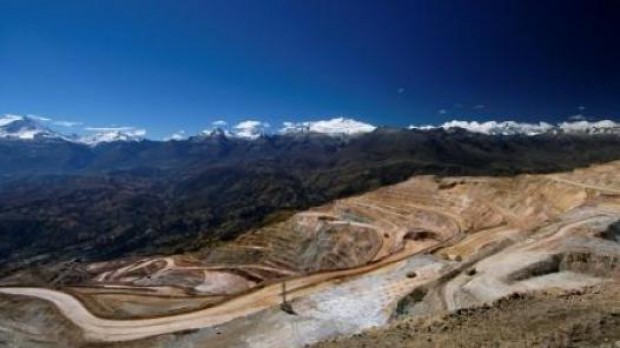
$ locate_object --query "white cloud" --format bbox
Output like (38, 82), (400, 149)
(0, 114), (25, 126)
(232, 120), (270, 139)
(280, 117), (376, 136)
(54, 120), (83, 127)
(20, 113), (83, 127)
(410, 120), (554, 135)
(84, 127), (127, 132)
(559, 119), (619, 131)
(234, 120), (269, 129)
(84, 126), (146, 136)
(212, 120), (228, 127)
(165, 130), (186, 141)
(578, 105), (586, 111)
(133, 129), (147, 136)
(438, 109), (448, 115)
(26, 114), (51, 121)
(397, 87), (405, 94)
(85, 126), (136, 132)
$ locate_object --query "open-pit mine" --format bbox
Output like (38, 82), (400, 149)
(1, 161), (620, 347)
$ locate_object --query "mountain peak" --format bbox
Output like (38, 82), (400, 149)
(232, 120), (270, 139)
(200, 120), (269, 140)
(201, 117), (376, 138)
(0, 114), (63, 140)
(199, 127), (233, 139)
(78, 128), (146, 145)
(280, 117), (376, 136)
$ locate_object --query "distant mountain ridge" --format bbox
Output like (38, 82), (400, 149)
(2, 114), (619, 145)
(410, 119), (620, 135)
(0, 116), (619, 178)
(79, 127), (146, 145)
(197, 117), (377, 140)
(0, 115), (146, 145)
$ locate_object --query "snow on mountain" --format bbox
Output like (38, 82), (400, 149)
(201, 117), (374, 139)
(0, 114), (147, 144)
(199, 120), (233, 139)
(410, 119), (619, 135)
(410, 120), (554, 135)
(200, 127), (234, 138)
(280, 117), (376, 136)
(4, 112), (617, 144)
(0, 114), (23, 127)
(164, 130), (187, 141)
(79, 127), (146, 145)
(0, 114), (64, 140)
(558, 120), (620, 134)
(200, 120), (269, 140)
(232, 120), (270, 139)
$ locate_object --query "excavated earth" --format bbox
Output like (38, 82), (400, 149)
(313, 283), (620, 348)
(1, 161), (620, 347)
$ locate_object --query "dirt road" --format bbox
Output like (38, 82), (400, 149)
(0, 234), (456, 342)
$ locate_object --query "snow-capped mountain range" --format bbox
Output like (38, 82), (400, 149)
(194, 117), (620, 139)
(199, 117), (376, 140)
(0, 115), (146, 145)
(410, 119), (620, 135)
(79, 127), (146, 144)
(200, 120), (270, 140)
(280, 117), (377, 135)
(1, 114), (619, 145)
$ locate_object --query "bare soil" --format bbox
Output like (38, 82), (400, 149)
(312, 281), (620, 348)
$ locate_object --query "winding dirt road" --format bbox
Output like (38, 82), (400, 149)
(0, 234), (457, 342)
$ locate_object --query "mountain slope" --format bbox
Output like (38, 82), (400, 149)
(0, 115), (65, 140)
(1, 129), (620, 277)
(0, 160), (619, 347)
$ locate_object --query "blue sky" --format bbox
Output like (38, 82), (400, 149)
(1, 0), (619, 139)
